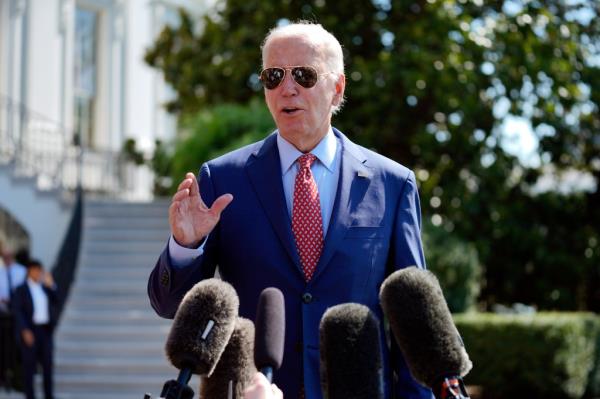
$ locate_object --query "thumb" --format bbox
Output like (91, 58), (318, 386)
(209, 193), (234, 216)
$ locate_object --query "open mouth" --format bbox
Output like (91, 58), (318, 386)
(282, 107), (301, 115)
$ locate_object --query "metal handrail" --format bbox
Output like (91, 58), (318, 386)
(0, 94), (78, 192)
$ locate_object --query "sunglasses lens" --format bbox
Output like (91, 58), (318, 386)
(292, 67), (318, 88)
(260, 68), (285, 90)
(259, 66), (320, 90)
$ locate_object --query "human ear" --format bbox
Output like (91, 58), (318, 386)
(332, 73), (346, 106)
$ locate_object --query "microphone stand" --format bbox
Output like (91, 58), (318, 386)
(433, 376), (470, 399)
(144, 368), (195, 399)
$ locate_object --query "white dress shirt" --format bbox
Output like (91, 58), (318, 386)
(27, 278), (50, 325)
(169, 128), (341, 268)
(0, 262), (27, 301)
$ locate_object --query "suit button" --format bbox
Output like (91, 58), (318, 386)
(302, 293), (313, 304)
(160, 271), (169, 287)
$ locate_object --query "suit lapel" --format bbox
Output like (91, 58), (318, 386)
(311, 130), (372, 282)
(245, 134), (303, 273)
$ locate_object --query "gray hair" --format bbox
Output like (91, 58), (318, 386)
(261, 21), (346, 113)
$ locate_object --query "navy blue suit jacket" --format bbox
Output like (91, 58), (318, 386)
(12, 282), (58, 336)
(148, 128), (433, 399)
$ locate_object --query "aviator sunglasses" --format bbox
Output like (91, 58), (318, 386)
(259, 66), (329, 90)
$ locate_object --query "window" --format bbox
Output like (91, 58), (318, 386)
(73, 6), (98, 148)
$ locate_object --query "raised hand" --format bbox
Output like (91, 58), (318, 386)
(169, 172), (233, 248)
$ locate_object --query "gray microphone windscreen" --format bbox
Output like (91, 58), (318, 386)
(379, 267), (472, 388)
(319, 303), (384, 399)
(165, 278), (239, 376)
(199, 317), (257, 399)
(254, 287), (285, 371)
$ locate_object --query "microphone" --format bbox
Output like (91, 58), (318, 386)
(254, 287), (285, 382)
(319, 303), (384, 399)
(379, 267), (472, 399)
(200, 317), (257, 399)
(161, 278), (239, 399)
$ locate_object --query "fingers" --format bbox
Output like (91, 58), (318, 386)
(244, 373), (277, 399)
(271, 383), (283, 399)
(172, 188), (190, 202)
(174, 173), (200, 199)
(210, 193), (234, 216)
(186, 172), (200, 197)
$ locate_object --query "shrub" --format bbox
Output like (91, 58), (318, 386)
(422, 221), (482, 313)
(454, 312), (599, 399)
(170, 100), (274, 192)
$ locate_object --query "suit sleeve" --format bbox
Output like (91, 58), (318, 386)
(389, 170), (434, 399)
(147, 163), (220, 318)
(391, 170), (426, 269)
(12, 287), (28, 334)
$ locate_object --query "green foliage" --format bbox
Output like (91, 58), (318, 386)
(170, 100), (274, 187)
(454, 312), (599, 399)
(121, 138), (145, 165)
(145, 1), (600, 310)
(150, 139), (174, 197)
(423, 221), (481, 313)
(585, 316), (600, 397)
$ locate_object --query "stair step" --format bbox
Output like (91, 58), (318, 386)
(83, 241), (166, 253)
(51, 373), (193, 395)
(75, 268), (152, 281)
(78, 252), (160, 265)
(84, 218), (170, 229)
(86, 201), (170, 214)
(69, 279), (148, 292)
(62, 296), (153, 309)
(85, 229), (169, 241)
(61, 308), (163, 321)
(55, 356), (174, 374)
(55, 339), (169, 354)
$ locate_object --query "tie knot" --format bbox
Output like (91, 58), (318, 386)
(297, 153), (317, 169)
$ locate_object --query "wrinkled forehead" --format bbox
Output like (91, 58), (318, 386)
(262, 34), (326, 69)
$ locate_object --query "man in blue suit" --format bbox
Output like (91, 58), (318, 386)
(148, 22), (433, 399)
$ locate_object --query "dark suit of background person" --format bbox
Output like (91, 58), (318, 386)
(148, 23), (433, 399)
(0, 248), (28, 389)
(12, 260), (57, 399)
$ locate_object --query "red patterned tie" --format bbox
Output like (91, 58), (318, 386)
(292, 153), (324, 282)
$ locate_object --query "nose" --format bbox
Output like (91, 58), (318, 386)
(280, 70), (298, 97)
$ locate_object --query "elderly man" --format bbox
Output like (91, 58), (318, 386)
(148, 22), (432, 399)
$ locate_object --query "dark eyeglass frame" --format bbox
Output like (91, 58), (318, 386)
(259, 66), (332, 90)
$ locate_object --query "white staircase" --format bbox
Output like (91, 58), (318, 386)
(51, 199), (199, 399)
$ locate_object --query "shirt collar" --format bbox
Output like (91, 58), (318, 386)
(277, 128), (337, 174)
(27, 278), (41, 289)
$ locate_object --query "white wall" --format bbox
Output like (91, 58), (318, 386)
(0, 168), (72, 269)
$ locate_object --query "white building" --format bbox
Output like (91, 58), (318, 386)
(0, 0), (206, 267)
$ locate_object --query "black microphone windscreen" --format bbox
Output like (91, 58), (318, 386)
(200, 317), (257, 399)
(319, 303), (384, 399)
(379, 267), (472, 388)
(165, 278), (239, 376)
(254, 287), (285, 371)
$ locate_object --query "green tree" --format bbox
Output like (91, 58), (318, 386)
(145, 0), (600, 311)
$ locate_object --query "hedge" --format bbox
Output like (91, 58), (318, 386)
(453, 312), (600, 399)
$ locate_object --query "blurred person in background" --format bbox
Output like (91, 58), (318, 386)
(0, 248), (27, 311)
(12, 259), (57, 399)
(0, 244), (28, 389)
